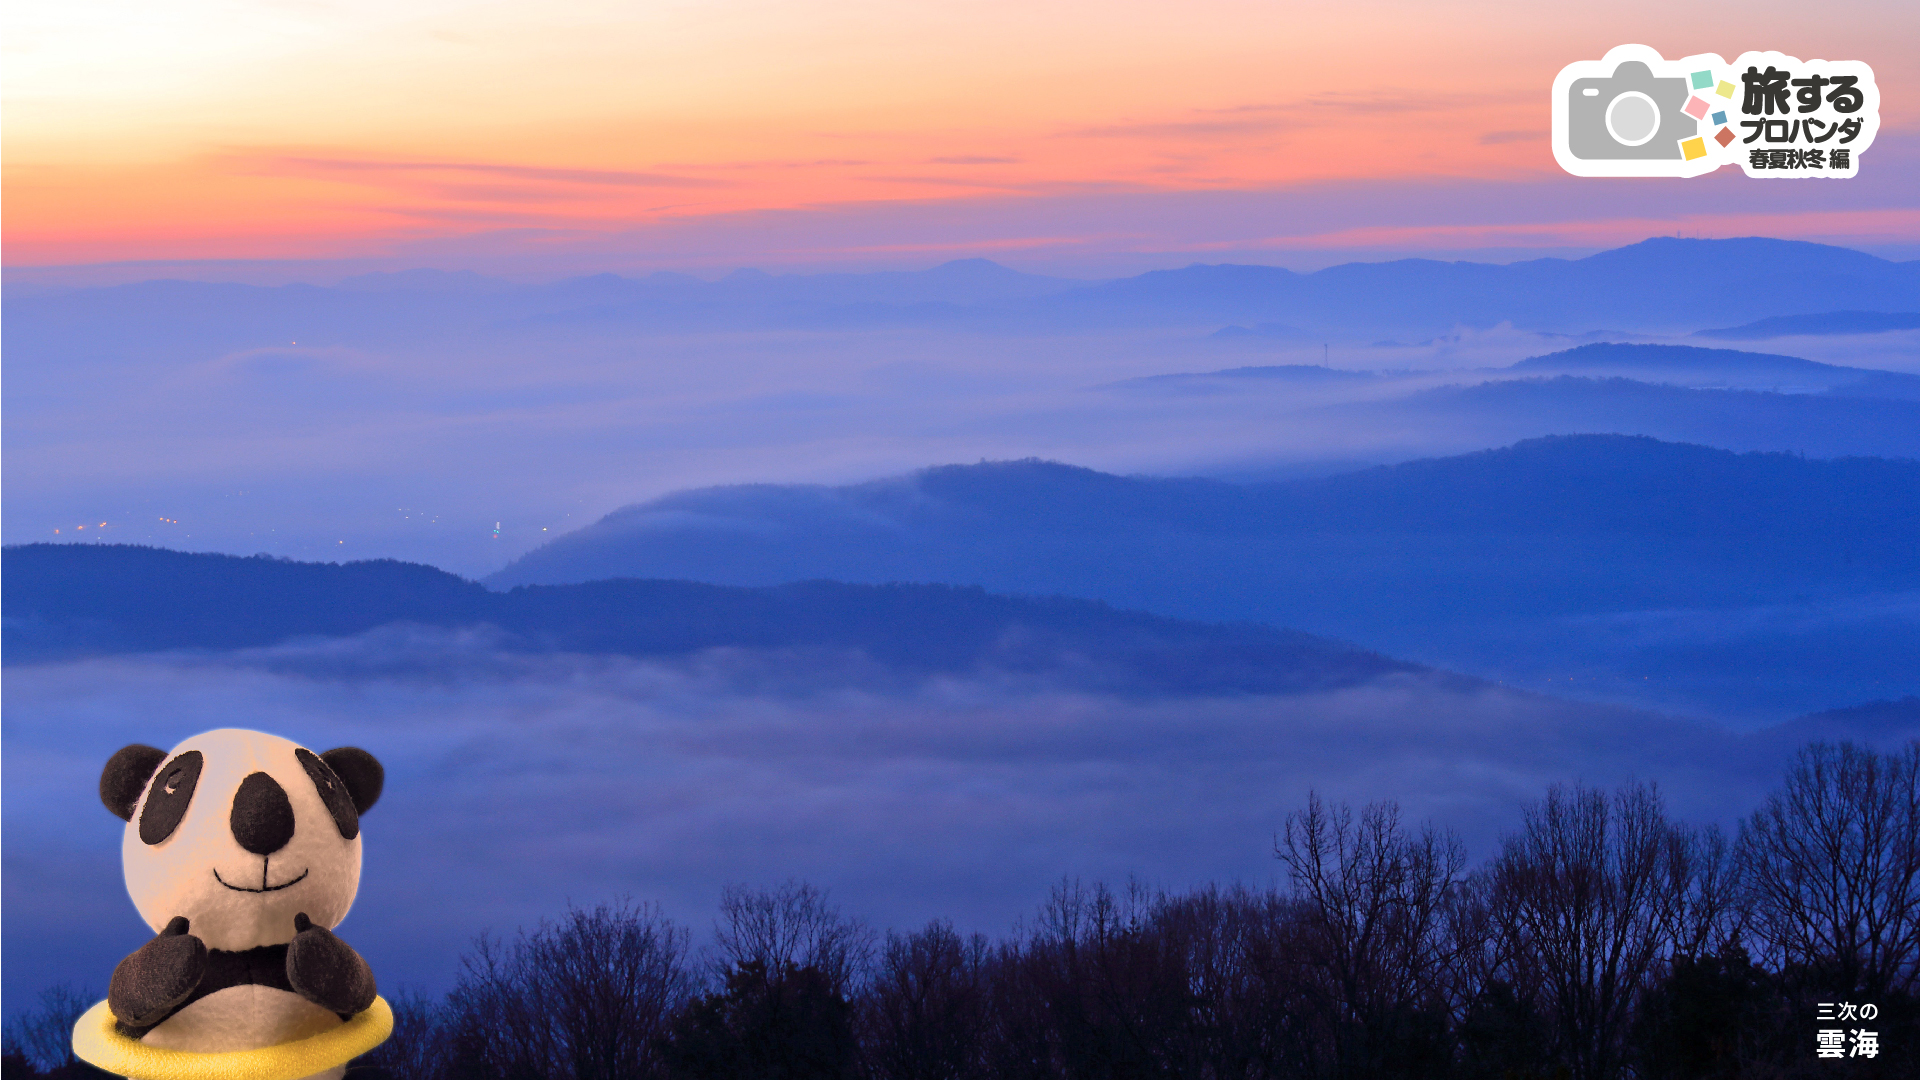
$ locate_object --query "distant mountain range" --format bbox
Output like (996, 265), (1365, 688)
(1102, 343), (1920, 462)
(1, 544), (1416, 697)
(9, 425), (1918, 723)
(8, 239), (1917, 353)
(1028, 238), (1917, 334)
(491, 433), (1920, 594)
(1122, 342), (1920, 400)
(484, 433), (1920, 722)
(1695, 311), (1920, 340)
(1764, 696), (1920, 748)
(1506, 343), (1920, 399)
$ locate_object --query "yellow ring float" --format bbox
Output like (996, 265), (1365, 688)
(72, 996), (392, 1080)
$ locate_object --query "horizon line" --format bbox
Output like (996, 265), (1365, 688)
(6, 234), (1907, 291)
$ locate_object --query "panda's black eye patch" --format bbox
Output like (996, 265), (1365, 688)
(138, 751), (203, 846)
(296, 748), (360, 840)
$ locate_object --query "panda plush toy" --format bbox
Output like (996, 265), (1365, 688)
(84, 729), (391, 1080)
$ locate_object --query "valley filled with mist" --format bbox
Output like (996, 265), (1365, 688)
(6, 236), (1918, 1017)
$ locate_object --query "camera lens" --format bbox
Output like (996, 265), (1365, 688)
(1605, 91), (1660, 146)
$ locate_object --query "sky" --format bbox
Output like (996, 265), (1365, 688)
(6, 0), (1919, 277)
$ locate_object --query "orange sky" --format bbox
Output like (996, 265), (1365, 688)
(5, 0), (1916, 268)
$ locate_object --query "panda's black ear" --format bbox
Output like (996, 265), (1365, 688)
(320, 748), (384, 814)
(101, 745), (168, 821)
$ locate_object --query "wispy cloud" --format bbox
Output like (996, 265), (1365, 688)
(1301, 90), (1522, 114)
(1054, 89), (1525, 139)
(1059, 116), (1299, 140)
(232, 153), (732, 190)
(658, 159), (873, 171)
(867, 175), (1031, 190)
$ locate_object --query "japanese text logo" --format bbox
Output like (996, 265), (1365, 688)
(1553, 45), (1878, 178)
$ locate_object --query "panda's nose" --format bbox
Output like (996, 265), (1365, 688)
(231, 772), (296, 855)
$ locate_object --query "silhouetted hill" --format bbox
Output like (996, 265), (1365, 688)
(1513, 342), (1842, 377)
(1382, 376), (1920, 456)
(1023, 238), (1919, 333)
(1, 544), (1416, 695)
(484, 435), (1920, 722)
(10, 241), (1917, 355)
(1695, 311), (1920, 340)
(3, 546), (491, 652)
(1505, 343), (1920, 399)
(493, 435), (1920, 593)
(1757, 696), (1920, 752)
(1105, 348), (1920, 453)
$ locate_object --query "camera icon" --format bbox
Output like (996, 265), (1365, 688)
(1565, 60), (1696, 159)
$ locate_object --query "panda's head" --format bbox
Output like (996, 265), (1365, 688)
(100, 729), (383, 952)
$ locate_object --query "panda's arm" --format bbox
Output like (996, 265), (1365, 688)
(287, 912), (378, 1017)
(109, 916), (208, 1029)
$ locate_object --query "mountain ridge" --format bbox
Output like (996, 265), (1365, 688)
(0, 543), (1419, 698)
(477, 433), (1920, 722)
(496, 434), (1920, 590)
(10, 239), (1917, 351)
(1694, 310), (1920, 340)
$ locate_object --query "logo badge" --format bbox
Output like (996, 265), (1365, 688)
(1553, 44), (1877, 178)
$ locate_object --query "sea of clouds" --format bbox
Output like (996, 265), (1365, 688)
(2, 625), (1850, 1010)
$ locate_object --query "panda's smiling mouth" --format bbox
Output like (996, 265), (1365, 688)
(213, 864), (310, 893)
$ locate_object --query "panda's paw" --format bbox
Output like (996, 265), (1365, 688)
(287, 912), (378, 1015)
(108, 916), (207, 1028)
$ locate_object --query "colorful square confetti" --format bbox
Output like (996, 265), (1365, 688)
(1711, 110), (1727, 125)
(1683, 96), (1709, 119)
(1691, 70), (1714, 89)
(1717, 80), (1736, 98)
(1681, 136), (1708, 160)
(1715, 126), (1736, 147)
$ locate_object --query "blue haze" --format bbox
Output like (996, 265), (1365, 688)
(6, 236), (1920, 1024)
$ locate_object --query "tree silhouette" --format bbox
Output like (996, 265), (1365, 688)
(858, 920), (992, 1080)
(1478, 782), (1718, 1080)
(1740, 741), (1920, 1000)
(712, 880), (874, 998)
(658, 961), (858, 1080)
(0, 986), (98, 1078)
(26, 747), (1920, 1080)
(1276, 794), (1463, 1078)
(441, 898), (692, 1080)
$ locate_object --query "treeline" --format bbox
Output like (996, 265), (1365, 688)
(9, 741), (1920, 1079)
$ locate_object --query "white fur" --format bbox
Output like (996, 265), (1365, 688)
(121, 728), (362, 1073)
(123, 729), (360, 951)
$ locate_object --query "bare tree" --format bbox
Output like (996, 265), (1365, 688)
(1, 985), (92, 1075)
(1015, 878), (1203, 1080)
(1279, 795), (1466, 1012)
(350, 988), (444, 1080)
(444, 898), (694, 1080)
(1663, 821), (1746, 960)
(859, 920), (992, 1080)
(1739, 740), (1920, 998)
(1480, 781), (1704, 1080)
(713, 880), (874, 997)
(1277, 795), (1465, 1077)
(1155, 883), (1308, 1080)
